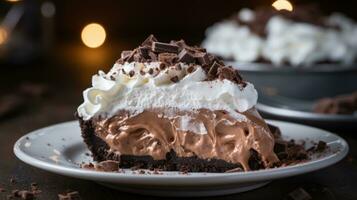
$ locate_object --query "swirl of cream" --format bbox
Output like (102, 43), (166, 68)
(78, 62), (258, 121)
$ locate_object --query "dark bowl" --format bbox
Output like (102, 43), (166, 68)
(228, 62), (357, 101)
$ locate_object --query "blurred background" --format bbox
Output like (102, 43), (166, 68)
(0, 0), (356, 128)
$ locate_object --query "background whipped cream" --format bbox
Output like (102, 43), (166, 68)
(202, 9), (357, 66)
(77, 62), (258, 121)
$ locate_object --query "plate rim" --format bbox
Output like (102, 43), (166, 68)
(13, 120), (349, 185)
(257, 103), (357, 122)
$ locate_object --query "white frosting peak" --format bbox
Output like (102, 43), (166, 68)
(77, 62), (258, 121)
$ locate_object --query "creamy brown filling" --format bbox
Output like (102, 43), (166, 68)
(93, 108), (279, 171)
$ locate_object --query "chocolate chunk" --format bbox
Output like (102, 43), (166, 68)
(133, 52), (145, 62)
(138, 47), (150, 59)
(148, 68), (154, 75)
(159, 63), (166, 70)
(172, 39), (187, 50)
(152, 42), (179, 53)
(128, 70), (135, 77)
(208, 61), (221, 77)
(158, 53), (177, 65)
(218, 67), (237, 82)
(195, 52), (210, 66)
(316, 141), (327, 152)
(287, 187), (312, 200)
(178, 49), (195, 63)
(141, 34), (158, 47)
(170, 76), (179, 83)
(0, 188), (6, 192)
(186, 65), (195, 73)
(120, 50), (132, 59)
(148, 51), (157, 61)
(125, 49), (137, 62)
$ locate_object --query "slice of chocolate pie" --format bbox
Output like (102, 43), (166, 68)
(77, 35), (279, 172)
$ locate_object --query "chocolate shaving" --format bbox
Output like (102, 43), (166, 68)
(178, 49), (195, 63)
(208, 61), (221, 78)
(152, 42), (179, 53)
(195, 52), (210, 66)
(141, 34), (158, 47)
(120, 50), (132, 59)
(113, 34), (246, 86)
(217, 66), (242, 84)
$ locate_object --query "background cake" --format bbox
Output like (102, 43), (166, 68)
(77, 35), (282, 172)
(202, 5), (357, 67)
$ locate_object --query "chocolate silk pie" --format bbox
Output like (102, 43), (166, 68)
(76, 35), (308, 172)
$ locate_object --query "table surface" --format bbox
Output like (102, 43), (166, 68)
(1, 45), (357, 200)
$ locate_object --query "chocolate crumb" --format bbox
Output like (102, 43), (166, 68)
(94, 160), (119, 172)
(58, 191), (81, 200)
(186, 65), (195, 73)
(12, 190), (20, 197)
(287, 187), (312, 200)
(19, 191), (35, 200)
(159, 63), (166, 70)
(170, 76), (179, 83)
(316, 141), (327, 152)
(10, 178), (16, 184)
(0, 187), (6, 192)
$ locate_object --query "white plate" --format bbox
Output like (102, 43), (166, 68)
(14, 120), (348, 197)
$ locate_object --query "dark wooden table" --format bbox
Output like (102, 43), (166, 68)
(1, 45), (357, 200)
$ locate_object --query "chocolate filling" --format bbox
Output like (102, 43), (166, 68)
(78, 108), (279, 172)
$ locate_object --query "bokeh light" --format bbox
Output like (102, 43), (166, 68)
(0, 28), (8, 45)
(81, 23), (106, 48)
(272, 0), (293, 12)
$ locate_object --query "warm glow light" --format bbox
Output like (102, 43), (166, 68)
(272, 0), (293, 12)
(6, 0), (21, 2)
(81, 23), (106, 48)
(0, 28), (8, 45)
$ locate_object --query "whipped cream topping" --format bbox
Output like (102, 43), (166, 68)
(203, 9), (357, 66)
(77, 62), (258, 121)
